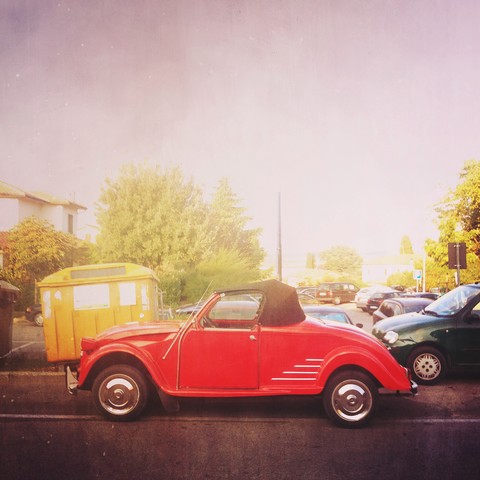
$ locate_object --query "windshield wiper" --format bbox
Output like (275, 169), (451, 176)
(423, 309), (439, 317)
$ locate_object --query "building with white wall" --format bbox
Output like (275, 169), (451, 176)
(361, 253), (420, 284)
(0, 180), (86, 236)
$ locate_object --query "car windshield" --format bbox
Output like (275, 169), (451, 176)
(424, 285), (480, 316)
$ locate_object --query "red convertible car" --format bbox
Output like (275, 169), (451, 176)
(67, 280), (416, 428)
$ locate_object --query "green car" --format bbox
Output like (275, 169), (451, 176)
(372, 284), (480, 385)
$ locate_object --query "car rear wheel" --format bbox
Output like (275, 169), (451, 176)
(92, 365), (149, 421)
(407, 347), (446, 385)
(322, 370), (378, 428)
(33, 312), (44, 327)
(333, 296), (341, 305)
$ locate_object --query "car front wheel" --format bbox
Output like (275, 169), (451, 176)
(322, 370), (378, 428)
(92, 365), (149, 421)
(407, 347), (446, 385)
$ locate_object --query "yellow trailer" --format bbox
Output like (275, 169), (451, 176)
(39, 263), (159, 363)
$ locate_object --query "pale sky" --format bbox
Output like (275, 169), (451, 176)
(1, 0), (480, 264)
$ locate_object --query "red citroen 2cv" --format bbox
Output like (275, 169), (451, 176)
(67, 280), (416, 428)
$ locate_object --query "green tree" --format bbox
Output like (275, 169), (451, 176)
(182, 248), (261, 301)
(400, 235), (414, 254)
(318, 245), (362, 279)
(96, 164), (208, 304)
(424, 159), (480, 286)
(436, 160), (480, 258)
(96, 164), (208, 269)
(208, 178), (265, 269)
(2, 217), (89, 307)
(306, 252), (316, 269)
(95, 167), (265, 304)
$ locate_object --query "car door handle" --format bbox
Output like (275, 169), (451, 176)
(249, 335), (256, 341)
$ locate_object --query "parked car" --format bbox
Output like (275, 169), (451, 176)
(401, 292), (440, 300)
(355, 287), (377, 312)
(297, 293), (318, 304)
(355, 286), (392, 312)
(372, 283), (480, 385)
(316, 282), (359, 305)
(25, 304), (43, 327)
(372, 297), (434, 325)
(67, 279), (416, 428)
(303, 305), (363, 328)
(366, 290), (400, 314)
(158, 308), (174, 320)
(175, 302), (205, 316)
(296, 286), (318, 297)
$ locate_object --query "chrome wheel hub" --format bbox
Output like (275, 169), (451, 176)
(332, 380), (372, 422)
(99, 376), (140, 416)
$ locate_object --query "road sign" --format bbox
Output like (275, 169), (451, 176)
(413, 269), (422, 280)
(448, 242), (467, 269)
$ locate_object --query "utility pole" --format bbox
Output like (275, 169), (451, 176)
(277, 192), (282, 282)
(422, 251), (426, 292)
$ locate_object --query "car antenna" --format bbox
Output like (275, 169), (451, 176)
(187, 280), (215, 320)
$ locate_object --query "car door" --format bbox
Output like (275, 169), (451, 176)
(347, 284), (358, 302)
(455, 300), (480, 366)
(178, 294), (261, 390)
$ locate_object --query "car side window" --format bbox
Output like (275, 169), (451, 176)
(380, 301), (394, 317)
(470, 299), (480, 314)
(391, 304), (402, 316)
(201, 292), (263, 330)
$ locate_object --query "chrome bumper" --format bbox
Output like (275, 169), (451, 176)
(410, 380), (418, 396)
(378, 380), (418, 397)
(65, 365), (79, 395)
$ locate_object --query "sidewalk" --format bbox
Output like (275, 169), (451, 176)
(0, 316), (59, 373)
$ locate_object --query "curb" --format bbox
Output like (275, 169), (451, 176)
(0, 371), (64, 377)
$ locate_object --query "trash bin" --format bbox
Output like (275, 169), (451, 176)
(0, 280), (20, 360)
(38, 263), (159, 364)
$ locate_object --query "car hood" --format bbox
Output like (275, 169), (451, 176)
(372, 311), (447, 334)
(96, 320), (182, 341)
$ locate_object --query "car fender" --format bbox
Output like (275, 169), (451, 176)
(78, 342), (170, 391)
(317, 345), (411, 392)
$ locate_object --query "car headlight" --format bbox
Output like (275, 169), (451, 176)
(383, 331), (399, 345)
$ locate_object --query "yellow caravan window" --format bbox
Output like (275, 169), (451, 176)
(73, 284), (110, 310)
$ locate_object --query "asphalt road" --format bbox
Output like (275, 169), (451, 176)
(2, 306), (480, 479)
(2, 373), (480, 480)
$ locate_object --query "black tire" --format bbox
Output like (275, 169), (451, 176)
(92, 364), (149, 421)
(407, 346), (446, 385)
(33, 312), (44, 327)
(322, 370), (378, 428)
(333, 297), (341, 305)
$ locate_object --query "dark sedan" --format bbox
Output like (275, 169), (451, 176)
(372, 297), (434, 325)
(372, 283), (480, 385)
(366, 290), (400, 314)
